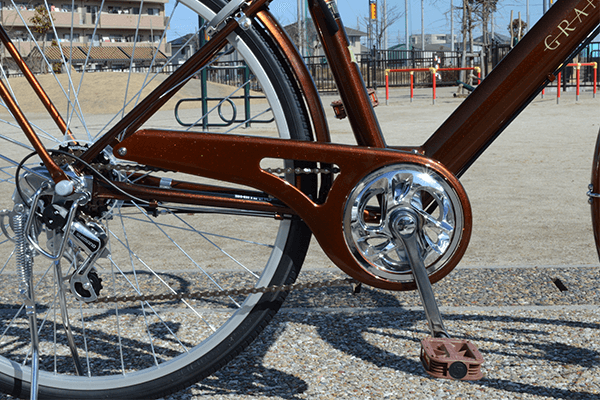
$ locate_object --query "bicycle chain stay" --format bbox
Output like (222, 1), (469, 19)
(93, 163), (340, 176)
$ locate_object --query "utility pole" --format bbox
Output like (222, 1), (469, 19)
(297, 0), (304, 56)
(450, 0), (454, 51)
(405, 0), (409, 50)
(421, 0), (424, 51)
(383, 0), (387, 50)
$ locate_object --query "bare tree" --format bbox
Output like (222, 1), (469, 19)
(509, 17), (528, 47)
(29, 5), (54, 73)
(457, 0), (498, 76)
(360, 4), (404, 50)
(285, 19), (321, 57)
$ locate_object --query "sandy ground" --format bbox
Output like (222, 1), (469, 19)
(300, 86), (600, 270)
(0, 71), (265, 117)
(2, 75), (598, 270)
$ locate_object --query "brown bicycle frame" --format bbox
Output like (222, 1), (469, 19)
(1, 0), (598, 288)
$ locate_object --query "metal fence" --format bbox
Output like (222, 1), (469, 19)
(304, 42), (600, 93)
(305, 49), (469, 92)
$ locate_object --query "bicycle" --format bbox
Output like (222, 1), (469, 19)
(0, 0), (597, 398)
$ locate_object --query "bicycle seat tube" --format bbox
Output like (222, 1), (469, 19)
(307, 0), (386, 148)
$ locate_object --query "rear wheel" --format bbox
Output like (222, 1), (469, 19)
(0, 1), (314, 398)
(590, 129), (600, 261)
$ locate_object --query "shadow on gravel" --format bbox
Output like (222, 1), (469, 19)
(184, 285), (600, 399)
(175, 321), (309, 399)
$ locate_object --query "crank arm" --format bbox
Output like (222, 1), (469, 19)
(392, 208), (486, 380)
(393, 209), (448, 338)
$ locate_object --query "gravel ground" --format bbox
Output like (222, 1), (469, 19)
(152, 265), (600, 400)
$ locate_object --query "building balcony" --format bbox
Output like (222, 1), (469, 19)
(1, 10), (166, 31)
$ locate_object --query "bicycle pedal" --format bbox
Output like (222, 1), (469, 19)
(420, 337), (484, 380)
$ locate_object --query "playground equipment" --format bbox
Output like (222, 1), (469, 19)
(385, 67), (481, 104)
(547, 62), (598, 103)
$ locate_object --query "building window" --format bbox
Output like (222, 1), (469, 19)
(63, 33), (80, 42)
(62, 4), (77, 12)
(87, 6), (98, 23)
(87, 34), (99, 44)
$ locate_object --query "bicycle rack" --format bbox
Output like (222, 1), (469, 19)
(174, 64), (274, 129)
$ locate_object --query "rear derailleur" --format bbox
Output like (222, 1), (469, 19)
(1, 165), (107, 303)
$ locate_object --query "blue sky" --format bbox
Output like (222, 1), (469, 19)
(166, 0), (548, 45)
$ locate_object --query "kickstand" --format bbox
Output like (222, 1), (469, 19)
(24, 292), (40, 400)
(396, 209), (483, 380)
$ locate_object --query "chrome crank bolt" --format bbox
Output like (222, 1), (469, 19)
(391, 210), (417, 237)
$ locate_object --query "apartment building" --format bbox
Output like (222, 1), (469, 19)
(1, 0), (170, 71)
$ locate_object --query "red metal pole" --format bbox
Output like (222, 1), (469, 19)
(576, 64), (581, 101)
(431, 68), (436, 105)
(410, 71), (414, 102)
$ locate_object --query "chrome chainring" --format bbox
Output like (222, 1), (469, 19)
(343, 163), (469, 284)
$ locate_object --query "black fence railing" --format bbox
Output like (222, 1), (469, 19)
(305, 49), (469, 92)
(304, 42), (600, 93)
(553, 41), (599, 89)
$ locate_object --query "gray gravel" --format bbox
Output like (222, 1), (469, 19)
(154, 264), (600, 400)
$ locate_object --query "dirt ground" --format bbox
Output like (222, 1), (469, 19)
(2, 73), (599, 270)
(304, 86), (600, 269)
(0, 71), (264, 117)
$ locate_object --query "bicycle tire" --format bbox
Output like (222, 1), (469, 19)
(591, 129), (600, 261)
(0, 1), (315, 398)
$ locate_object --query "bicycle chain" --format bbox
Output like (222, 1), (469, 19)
(89, 162), (346, 304)
(92, 163), (340, 176)
(96, 277), (358, 304)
